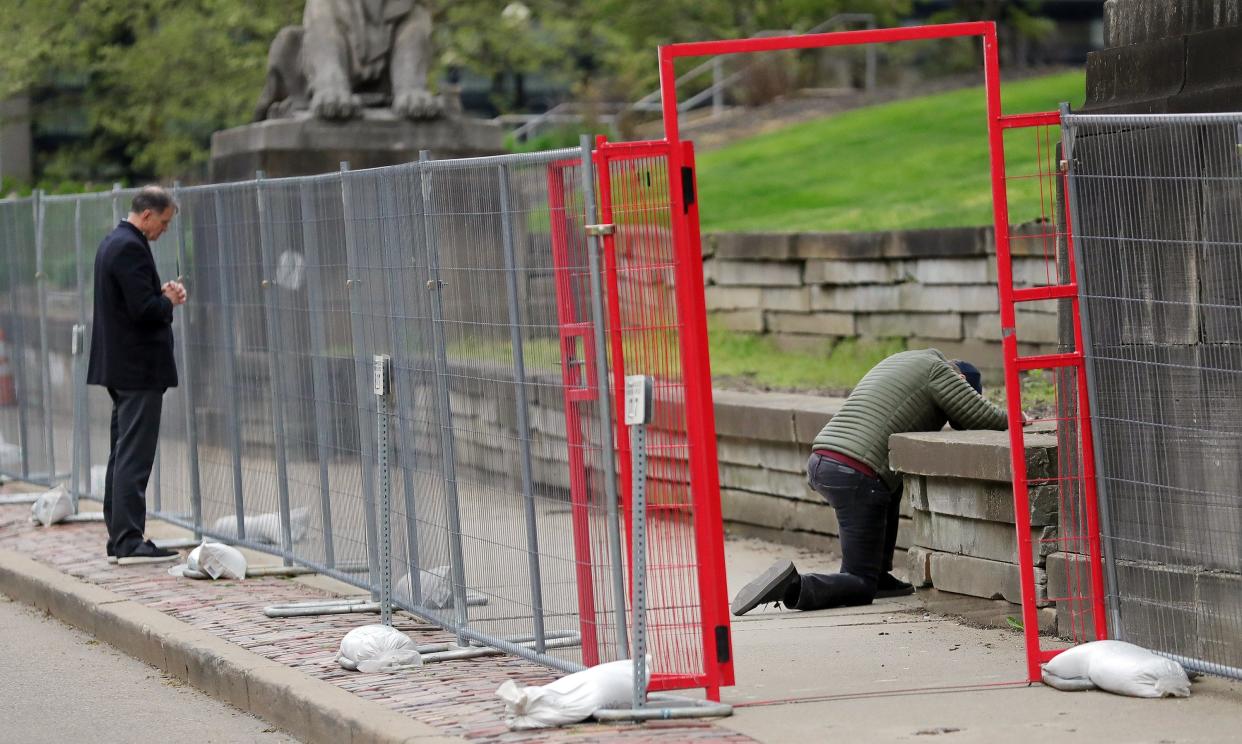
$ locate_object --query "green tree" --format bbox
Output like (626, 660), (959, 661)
(0, 0), (301, 183)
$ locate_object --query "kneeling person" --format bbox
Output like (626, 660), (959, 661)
(732, 348), (1010, 615)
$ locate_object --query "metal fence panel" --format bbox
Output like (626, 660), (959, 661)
(1066, 111), (1242, 678)
(0, 144), (734, 692)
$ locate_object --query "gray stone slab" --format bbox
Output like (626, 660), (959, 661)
(711, 232), (796, 261)
(705, 285), (763, 310)
(889, 429), (1057, 482)
(927, 551), (1047, 606)
(709, 308), (765, 332)
(857, 312), (963, 341)
(766, 311), (854, 336)
(760, 287), (812, 312)
(919, 476), (1058, 527)
(718, 462), (817, 502)
(1104, 0), (1242, 47)
(803, 259), (907, 285)
(913, 510), (1049, 566)
(714, 260), (803, 287)
(712, 394), (798, 441)
(716, 437), (812, 474)
(897, 284), (998, 314)
(209, 112), (503, 181)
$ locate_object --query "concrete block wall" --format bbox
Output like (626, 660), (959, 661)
(703, 226), (1058, 377)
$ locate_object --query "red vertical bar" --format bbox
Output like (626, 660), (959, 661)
(983, 25), (1043, 683)
(679, 141), (735, 691)
(546, 162), (600, 665)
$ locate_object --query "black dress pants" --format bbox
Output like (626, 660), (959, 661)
(103, 387), (164, 557)
(795, 452), (903, 610)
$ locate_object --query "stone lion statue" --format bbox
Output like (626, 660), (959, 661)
(253, 0), (444, 121)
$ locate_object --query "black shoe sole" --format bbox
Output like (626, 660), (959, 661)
(874, 585), (916, 599)
(731, 560), (797, 616)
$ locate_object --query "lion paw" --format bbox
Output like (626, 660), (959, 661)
(393, 89), (444, 120)
(311, 87), (359, 120)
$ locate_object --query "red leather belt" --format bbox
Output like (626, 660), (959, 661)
(812, 449), (879, 479)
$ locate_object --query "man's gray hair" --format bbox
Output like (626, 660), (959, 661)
(131, 185), (176, 215)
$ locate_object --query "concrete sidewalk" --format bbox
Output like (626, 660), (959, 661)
(1, 482), (1239, 744)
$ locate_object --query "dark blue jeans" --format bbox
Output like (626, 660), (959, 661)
(796, 452), (903, 610)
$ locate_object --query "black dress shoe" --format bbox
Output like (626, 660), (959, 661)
(117, 541), (179, 565)
(731, 560), (800, 616)
(875, 572), (915, 598)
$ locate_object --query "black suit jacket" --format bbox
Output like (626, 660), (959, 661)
(86, 221), (178, 389)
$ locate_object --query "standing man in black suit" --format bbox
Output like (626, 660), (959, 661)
(87, 186), (187, 565)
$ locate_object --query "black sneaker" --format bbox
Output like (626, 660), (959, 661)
(875, 572), (915, 599)
(731, 560), (799, 616)
(117, 541), (179, 566)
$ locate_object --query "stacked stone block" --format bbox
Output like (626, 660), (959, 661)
(703, 226), (1058, 377)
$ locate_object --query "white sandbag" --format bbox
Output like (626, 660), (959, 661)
(337, 624), (423, 673)
(394, 566), (486, 610)
(1042, 640), (1191, 698)
(30, 485), (73, 526)
(196, 542), (247, 580)
(211, 507), (310, 545)
(496, 658), (639, 730)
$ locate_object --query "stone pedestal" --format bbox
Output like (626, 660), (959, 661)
(209, 110), (505, 182)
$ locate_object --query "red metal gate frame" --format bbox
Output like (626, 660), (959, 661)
(656, 22), (1109, 683)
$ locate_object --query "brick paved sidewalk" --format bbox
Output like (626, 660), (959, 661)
(0, 497), (751, 744)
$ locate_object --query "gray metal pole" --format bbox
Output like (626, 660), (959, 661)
(173, 182), (203, 539)
(71, 199), (87, 508)
(297, 181), (336, 568)
(5, 201), (31, 479)
(375, 179), (423, 606)
(497, 162), (546, 652)
(255, 173), (296, 562)
(417, 150), (471, 639)
(1060, 103), (1122, 640)
(631, 422), (649, 709)
(375, 354), (393, 626)
(34, 190), (56, 482)
(338, 162), (384, 598)
(712, 58), (723, 117)
(212, 190), (247, 540)
(864, 19), (877, 93)
(580, 134), (630, 659)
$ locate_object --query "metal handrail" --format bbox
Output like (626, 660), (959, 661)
(507, 11), (877, 142)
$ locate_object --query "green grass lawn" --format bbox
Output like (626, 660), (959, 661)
(696, 70), (1085, 233)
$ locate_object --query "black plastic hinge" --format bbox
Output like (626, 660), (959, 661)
(681, 166), (696, 213)
(715, 625), (731, 663)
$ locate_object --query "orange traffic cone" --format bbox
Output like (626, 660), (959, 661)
(0, 327), (15, 406)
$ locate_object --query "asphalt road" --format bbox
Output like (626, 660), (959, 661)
(0, 592), (299, 744)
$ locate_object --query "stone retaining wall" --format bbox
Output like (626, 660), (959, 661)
(703, 225), (1059, 376)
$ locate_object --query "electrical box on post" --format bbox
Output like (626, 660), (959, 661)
(624, 375), (653, 426)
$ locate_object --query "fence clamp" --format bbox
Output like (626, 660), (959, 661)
(1058, 159), (1069, 174)
(426, 279), (448, 290)
(261, 279), (271, 288)
(586, 223), (616, 237)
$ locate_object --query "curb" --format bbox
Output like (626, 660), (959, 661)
(0, 548), (463, 744)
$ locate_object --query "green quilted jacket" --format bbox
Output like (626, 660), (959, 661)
(811, 348), (1008, 490)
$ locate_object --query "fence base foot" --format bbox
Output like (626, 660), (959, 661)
(594, 694), (733, 722)
(60, 512), (106, 523)
(264, 598), (378, 618)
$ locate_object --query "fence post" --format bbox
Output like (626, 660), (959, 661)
(1060, 105), (1120, 639)
(497, 162), (546, 652)
(580, 134), (630, 659)
(173, 182), (204, 539)
(417, 150), (471, 639)
(374, 175), (423, 607)
(338, 162), (384, 598)
(625, 375), (653, 709)
(375, 353), (393, 626)
(211, 190), (247, 540)
(255, 172), (296, 563)
(33, 190), (56, 482)
(71, 198), (87, 508)
(296, 181), (337, 568)
(3, 202), (31, 479)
